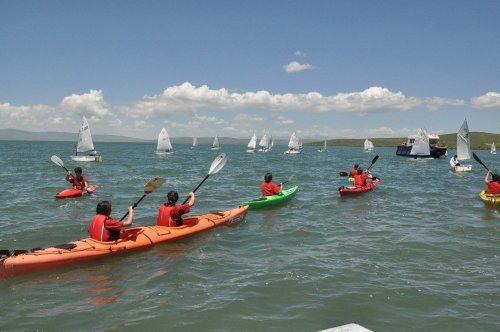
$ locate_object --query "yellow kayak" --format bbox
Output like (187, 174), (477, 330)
(480, 190), (499, 207)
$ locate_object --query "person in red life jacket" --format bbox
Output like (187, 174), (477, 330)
(88, 201), (134, 242)
(353, 169), (372, 187)
(66, 167), (88, 191)
(349, 164), (359, 177)
(484, 170), (500, 194)
(157, 191), (195, 227)
(261, 172), (282, 196)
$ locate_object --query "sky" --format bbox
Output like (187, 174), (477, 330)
(1, 0), (499, 140)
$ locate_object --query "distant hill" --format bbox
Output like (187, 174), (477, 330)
(308, 132), (500, 150)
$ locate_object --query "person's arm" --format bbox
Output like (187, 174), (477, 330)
(66, 171), (74, 182)
(187, 192), (195, 207)
(122, 207), (134, 227)
(485, 171), (491, 184)
(83, 177), (89, 191)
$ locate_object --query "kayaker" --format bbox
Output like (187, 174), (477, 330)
(349, 164), (359, 177)
(88, 201), (134, 242)
(66, 167), (88, 191)
(157, 191), (195, 227)
(261, 172), (282, 196)
(484, 170), (500, 194)
(353, 169), (372, 187)
(449, 155), (460, 167)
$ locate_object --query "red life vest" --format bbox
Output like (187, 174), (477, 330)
(486, 181), (500, 194)
(88, 214), (120, 241)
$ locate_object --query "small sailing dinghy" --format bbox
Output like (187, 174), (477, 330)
(409, 128), (432, 159)
(190, 137), (197, 149)
(364, 139), (374, 152)
(452, 119), (472, 172)
(70, 116), (103, 162)
(258, 134), (270, 152)
(211, 135), (220, 150)
(247, 133), (257, 153)
(155, 128), (174, 155)
(284, 132), (301, 154)
(318, 140), (327, 152)
(491, 142), (497, 155)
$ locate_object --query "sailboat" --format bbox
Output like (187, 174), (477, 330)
(491, 142), (497, 155)
(409, 128), (431, 159)
(155, 128), (174, 155)
(318, 140), (327, 152)
(190, 137), (197, 149)
(269, 136), (274, 151)
(284, 132), (301, 154)
(211, 135), (220, 150)
(246, 133), (257, 153)
(364, 139), (374, 152)
(452, 119), (472, 172)
(70, 116), (103, 162)
(258, 134), (270, 152)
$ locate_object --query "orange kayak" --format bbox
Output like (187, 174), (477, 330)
(0, 205), (248, 279)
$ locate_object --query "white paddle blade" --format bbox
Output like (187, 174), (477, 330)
(144, 177), (166, 194)
(51, 155), (64, 168)
(208, 153), (228, 175)
(288, 175), (298, 183)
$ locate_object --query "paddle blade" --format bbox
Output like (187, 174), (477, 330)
(144, 177), (166, 194)
(288, 175), (297, 183)
(208, 153), (228, 175)
(51, 155), (64, 168)
(472, 152), (489, 171)
(339, 171), (348, 177)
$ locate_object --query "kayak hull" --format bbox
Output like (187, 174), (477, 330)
(0, 206), (248, 279)
(480, 190), (499, 207)
(242, 186), (299, 209)
(339, 179), (380, 196)
(55, 185), (97, 198)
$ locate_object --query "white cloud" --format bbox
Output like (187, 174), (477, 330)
(283, 61), (313, 73)
(60, 89), (113, 119)
(471, 92), (500, 109)
(294, 50), (306, 57)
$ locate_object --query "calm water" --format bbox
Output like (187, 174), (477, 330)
(0, 141), (498, 332)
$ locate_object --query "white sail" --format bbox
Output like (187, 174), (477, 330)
(76, 116), (95, 153)
(259, 134), (269, 150)
(191, 137), (197, 148)
(410, 128), (430, 156)
(270, 136), (274, 149)
(156, 128), (173, 151)
(318, 140), (327, 152)
(211, 135), (220, 150)
(491, 142), (496, 154)
(456, 119), (471, 161)
(364, 139), (374, 151)
(288, 132), (300, 150)
(247, 133), (257, 150)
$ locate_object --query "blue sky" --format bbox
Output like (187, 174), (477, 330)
(1, 0), (499, 140)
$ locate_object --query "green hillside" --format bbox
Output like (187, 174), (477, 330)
(308, 132), (500, 150)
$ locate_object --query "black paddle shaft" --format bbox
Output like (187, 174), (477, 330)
(367, 155), (380, 171)
(182, 174), (209, 205)
(119, 194), (146, 221)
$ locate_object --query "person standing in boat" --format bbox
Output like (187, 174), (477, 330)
(261, 172), (282, 196)
(484, 171), (500, 194)
(157, 191), (195, 227)
(449, 155), (460, 167)
(88, 201), (134, 242)
(66, 167), (88, 191)
(353, 169), (372, 187)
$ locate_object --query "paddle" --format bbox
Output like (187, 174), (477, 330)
(51, 155), (70, 173)
(181, 153), (228, 204)
(473, 152), (499, 181)
(280, 175), (297, 186)
(119, 177), (166, 221)
(366, 155), (380, 171)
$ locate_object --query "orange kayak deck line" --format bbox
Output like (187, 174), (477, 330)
(0, 206), (248, 279)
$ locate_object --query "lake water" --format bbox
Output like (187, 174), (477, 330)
(0, 140), (498, 332)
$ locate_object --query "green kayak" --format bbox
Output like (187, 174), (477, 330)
(242, 186), (299, 209)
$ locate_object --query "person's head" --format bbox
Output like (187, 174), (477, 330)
(354, 164), (359, 169)
(264, 172), (273, 183)
(167, 190), (179, 205)
(74, 167), (82, 176)
(492, 173), (500, 182)
(357, 168), (363, 175)
(96, 200), (112, 216)
(454, 155), (458, 159)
